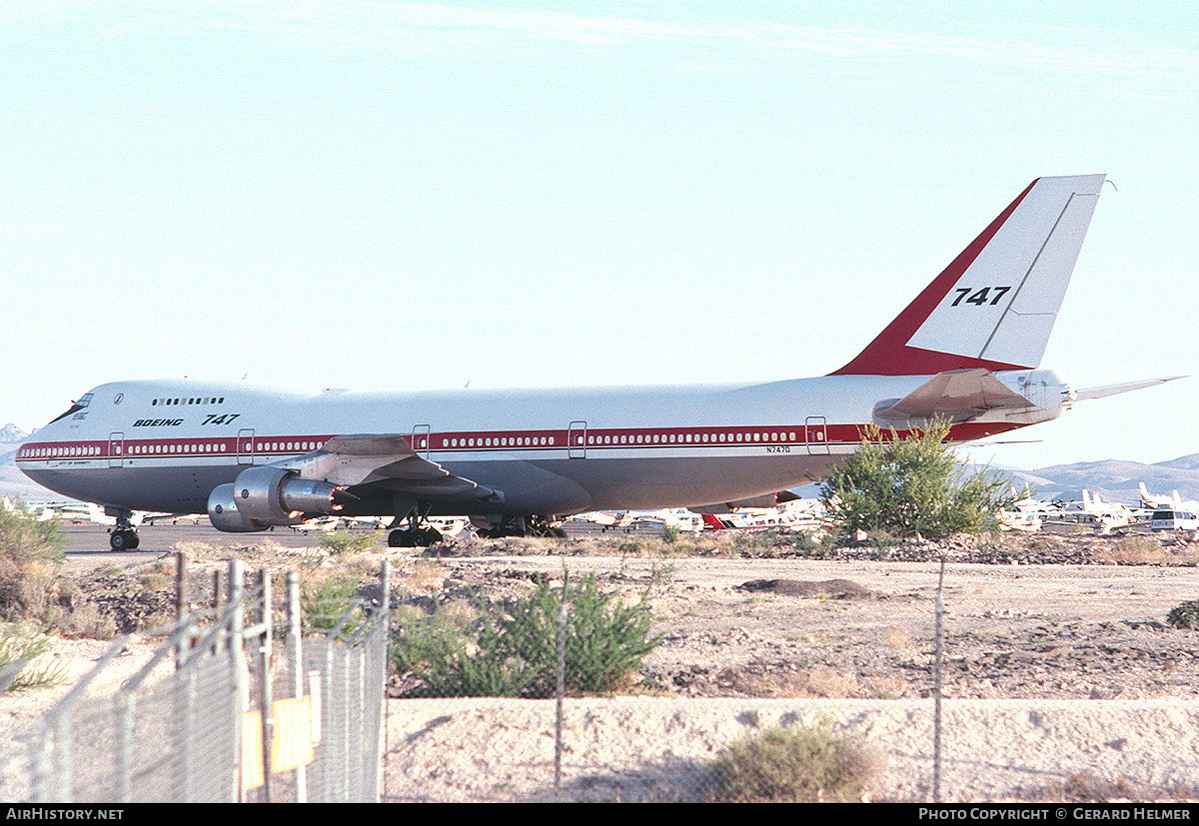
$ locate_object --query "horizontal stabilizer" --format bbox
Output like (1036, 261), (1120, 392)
(873, 368), (1032, 425)
(1074, 376), (1187, 401)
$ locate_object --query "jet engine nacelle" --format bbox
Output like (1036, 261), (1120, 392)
(207, 483), (268, 533)
(228, 466), (344, 526)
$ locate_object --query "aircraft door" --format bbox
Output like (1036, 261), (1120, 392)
(238, 429), (256, 465)
(412, 424), (432, 459)
(569, 421), (587, 459)
(108, 432), (125, 468)
(805, 417), (829, 455)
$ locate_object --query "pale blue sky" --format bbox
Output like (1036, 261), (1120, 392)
(2, 1), (1196, 470)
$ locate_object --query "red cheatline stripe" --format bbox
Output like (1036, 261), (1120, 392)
(15, 420), (1022, 461)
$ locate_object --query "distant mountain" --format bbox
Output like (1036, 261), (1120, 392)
(0, 423), (28, 443)
(1011, 454), (1199, 505)
(0, 423), (55, 502)
(790, 455), (1199, 508)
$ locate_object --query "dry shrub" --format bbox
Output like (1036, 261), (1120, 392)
(803, 667), (861, 698)
(861, 673), (911, 698)
(709, 722), (884, 803)
(1063, 771), (1144, 802)
(391, 559), (450, 596)
(1095, 534), (1170, 564)
(1097, 535), (1199, 566)
(1, 501), (67, 623)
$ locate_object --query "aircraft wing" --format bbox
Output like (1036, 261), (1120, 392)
(873, 368), (1033, 425)
(279, 434), (501, 505)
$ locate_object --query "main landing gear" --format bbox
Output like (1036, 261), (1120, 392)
(386, 502), (443, 548)
(108, 512), (140, 551)
(388, 525), (443, 548)
(474, 515), (567, 539)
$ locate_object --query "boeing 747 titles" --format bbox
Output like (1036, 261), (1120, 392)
(17, 175), (1183, 549)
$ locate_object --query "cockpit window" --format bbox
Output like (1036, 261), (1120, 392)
(49, 392), (94, 424)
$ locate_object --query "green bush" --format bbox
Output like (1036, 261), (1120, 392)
(1167, 600), (1199, 630)
(708, 722), (880, 803)
(318, 529), (382, 555)
(1, 498), (66, 567)
(819, 421), (1022, 539)
(392, 601), (541, 697)
(1, 621), (65, 693)
(392, 573), (663, 697)
(1, 499), (67, 622)
(301, 575), (367, 639)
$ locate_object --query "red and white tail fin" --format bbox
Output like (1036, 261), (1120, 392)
(833, 175), (1106, 376)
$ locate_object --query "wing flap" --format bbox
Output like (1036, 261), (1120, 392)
(280, 433), (500, 503)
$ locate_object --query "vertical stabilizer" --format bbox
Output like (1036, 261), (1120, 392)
(833, 175), (1106, 376)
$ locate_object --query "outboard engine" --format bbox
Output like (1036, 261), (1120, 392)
(207, 466), (347, 532)
(207, 483), (267, 533)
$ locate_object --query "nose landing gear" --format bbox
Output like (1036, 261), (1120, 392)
(108, 511), (140, 550)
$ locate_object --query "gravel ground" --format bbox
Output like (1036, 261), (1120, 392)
(6, 527), (1199, 802)
(383, 696), (1199, 802)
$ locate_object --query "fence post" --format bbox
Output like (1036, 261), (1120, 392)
(377, 559), (390, 803)
(288, 570), (308, 802)
(933, 558), (945, 804)
(229, 559), (247, 803)
(555, 565), (569, 788)
(258, 568), (273, 803)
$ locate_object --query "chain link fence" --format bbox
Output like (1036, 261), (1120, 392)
(13, 550), (1199, 803)
(22, 559), (389, 803)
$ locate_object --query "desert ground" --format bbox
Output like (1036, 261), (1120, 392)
(6, 523), (1199, 802)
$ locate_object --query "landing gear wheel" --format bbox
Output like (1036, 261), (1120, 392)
(110, 528), (139, 551)
(388, 527), (444, 548)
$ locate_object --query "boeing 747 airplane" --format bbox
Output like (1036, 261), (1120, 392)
(17, 175), (1179, 549)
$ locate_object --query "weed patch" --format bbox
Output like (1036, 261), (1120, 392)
(392, 573), (663, 697)
(1167, 599), (1199, 630)
(319, 530), (383, 555)
(0, 621), (65, 692)
(708, 721), (883, 803)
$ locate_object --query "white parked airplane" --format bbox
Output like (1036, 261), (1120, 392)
(1139, 483), (1199, 513)
(16, 175), (1180, 550)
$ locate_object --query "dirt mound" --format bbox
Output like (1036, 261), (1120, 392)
(735, 578), (876, 599)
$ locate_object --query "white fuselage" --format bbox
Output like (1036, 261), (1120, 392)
(16, 371), (1066, 521)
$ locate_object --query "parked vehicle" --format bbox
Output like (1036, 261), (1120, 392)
(1149, 509), (1199, 531)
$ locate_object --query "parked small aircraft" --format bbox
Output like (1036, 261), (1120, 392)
(1139, 483), (1199, 513)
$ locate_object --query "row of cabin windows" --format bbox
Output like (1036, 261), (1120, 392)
(442, 436), (553, 448)
(151, 397), (225, 406)
(435, 431), (806, 450)
(587, 431), (800, 445)
(130, 443), (228, 454)
(256, 441), (324, 452)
